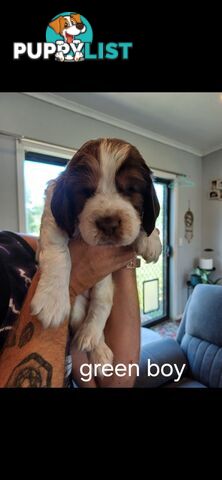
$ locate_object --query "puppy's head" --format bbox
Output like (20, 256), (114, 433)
(51, 138), (160, 245)
(49, 13), (86, 39)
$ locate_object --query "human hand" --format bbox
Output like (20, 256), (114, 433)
(69, 238), (135, 298)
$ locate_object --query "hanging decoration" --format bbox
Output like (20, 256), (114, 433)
(184, 201), (194, 243)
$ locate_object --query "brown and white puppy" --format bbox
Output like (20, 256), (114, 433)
(49, 13), (86, 62)
(31, 138), (162, 367)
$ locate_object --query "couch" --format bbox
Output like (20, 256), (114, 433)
(137, 284), (222, 388)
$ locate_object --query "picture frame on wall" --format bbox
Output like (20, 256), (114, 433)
(216, 180), (222, 189)
(209, 179), (222, 200)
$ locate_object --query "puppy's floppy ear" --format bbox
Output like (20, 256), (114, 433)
(49, 16), (63, 34)
(142, 168), (160, 237)
(51, 173), (77, 237)
(70, 13), (81, 24)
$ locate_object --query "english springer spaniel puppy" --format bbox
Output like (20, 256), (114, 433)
(31, 138), (162, 367)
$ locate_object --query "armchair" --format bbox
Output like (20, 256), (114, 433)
(136, 284), (222, 388)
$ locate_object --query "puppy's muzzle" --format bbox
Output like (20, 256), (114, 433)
(96, 215), (121, 236)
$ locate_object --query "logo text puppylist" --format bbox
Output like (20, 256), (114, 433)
(13, 12), (133, 62)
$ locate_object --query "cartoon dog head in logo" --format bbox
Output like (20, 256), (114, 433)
(49, 13), (86, 43)
(49, 13), (87, 61)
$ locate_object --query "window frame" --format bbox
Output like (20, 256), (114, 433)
(152, 170), (179, 321)
(148, 177), (171, 325)
(16, 139), (75, 232)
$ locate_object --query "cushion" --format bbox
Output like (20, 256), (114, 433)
(141, 326), (161, 346)
(181, 334), (222, 387)
(184, 284), (222, 347)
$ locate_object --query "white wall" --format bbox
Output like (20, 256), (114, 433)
(0, 93), (203, 317)
(202, 149), (222, 275)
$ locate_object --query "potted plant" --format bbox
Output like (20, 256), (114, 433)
(190, 267), (222, 286)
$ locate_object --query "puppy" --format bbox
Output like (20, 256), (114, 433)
(49, 13), (86, 62)
(31, 138), (162, 367)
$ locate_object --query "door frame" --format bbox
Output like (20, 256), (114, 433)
(152, 170), (180, 322)
(147, 177), (171, 326)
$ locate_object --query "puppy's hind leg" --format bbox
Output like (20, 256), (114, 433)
(70, 292), (89, 330)
(73, 275), (114, 356)
(88, 334), (114, 376)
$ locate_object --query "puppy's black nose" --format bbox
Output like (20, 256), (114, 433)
(76, 22), (84, 29)
(96, 216), (121, 236)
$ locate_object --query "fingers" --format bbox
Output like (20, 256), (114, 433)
(114, 246), (135, 257)
(69, 238), (136, 279)
(98, 245), (134, 262)
(99, 245), (134, 259)
(109, 248), (136, 272)
(69, 238), (134, 262)
(116, 248), (136, 264)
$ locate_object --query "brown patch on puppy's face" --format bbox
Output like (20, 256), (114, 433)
(116, 146), (160, 236)
(116, 160), (148, 215)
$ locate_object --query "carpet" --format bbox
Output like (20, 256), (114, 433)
(151, 320), (181, 339)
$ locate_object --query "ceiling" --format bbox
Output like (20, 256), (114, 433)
(25, 92), (222, 156)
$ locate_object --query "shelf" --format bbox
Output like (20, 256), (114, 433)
(197, 266), (215, 272)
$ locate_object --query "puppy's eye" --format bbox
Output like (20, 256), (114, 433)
(64, 23), (68, 27)
(125, 185), (140, 195)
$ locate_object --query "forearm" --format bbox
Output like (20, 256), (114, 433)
(98, 269), (141, 388)
(0, 271), (69, 388)
(71, 269), (140, 388)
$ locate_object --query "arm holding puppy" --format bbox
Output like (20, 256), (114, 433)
(71, 266), (141, 388)
(0, 237), (135, 387)
(70, 228), (161, 388)
(0, 228), (160, 388)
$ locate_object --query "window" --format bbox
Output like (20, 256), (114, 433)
(24, 151), (67, 234)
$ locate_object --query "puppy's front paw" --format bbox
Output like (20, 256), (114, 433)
(143, 229), (162, 263)
(89, 342), (114, 376)
(55, 52), (65, 62)
(74, 323), (102, 352)
(74, 51), (84, 61)
(31, 286), (70, 328)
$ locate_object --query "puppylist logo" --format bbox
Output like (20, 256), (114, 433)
(13, 12), (133, 62)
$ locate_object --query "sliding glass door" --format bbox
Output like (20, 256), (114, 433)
(136, 178), (170, 326)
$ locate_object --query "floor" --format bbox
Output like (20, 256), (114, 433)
(151, 319), (181, 339)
